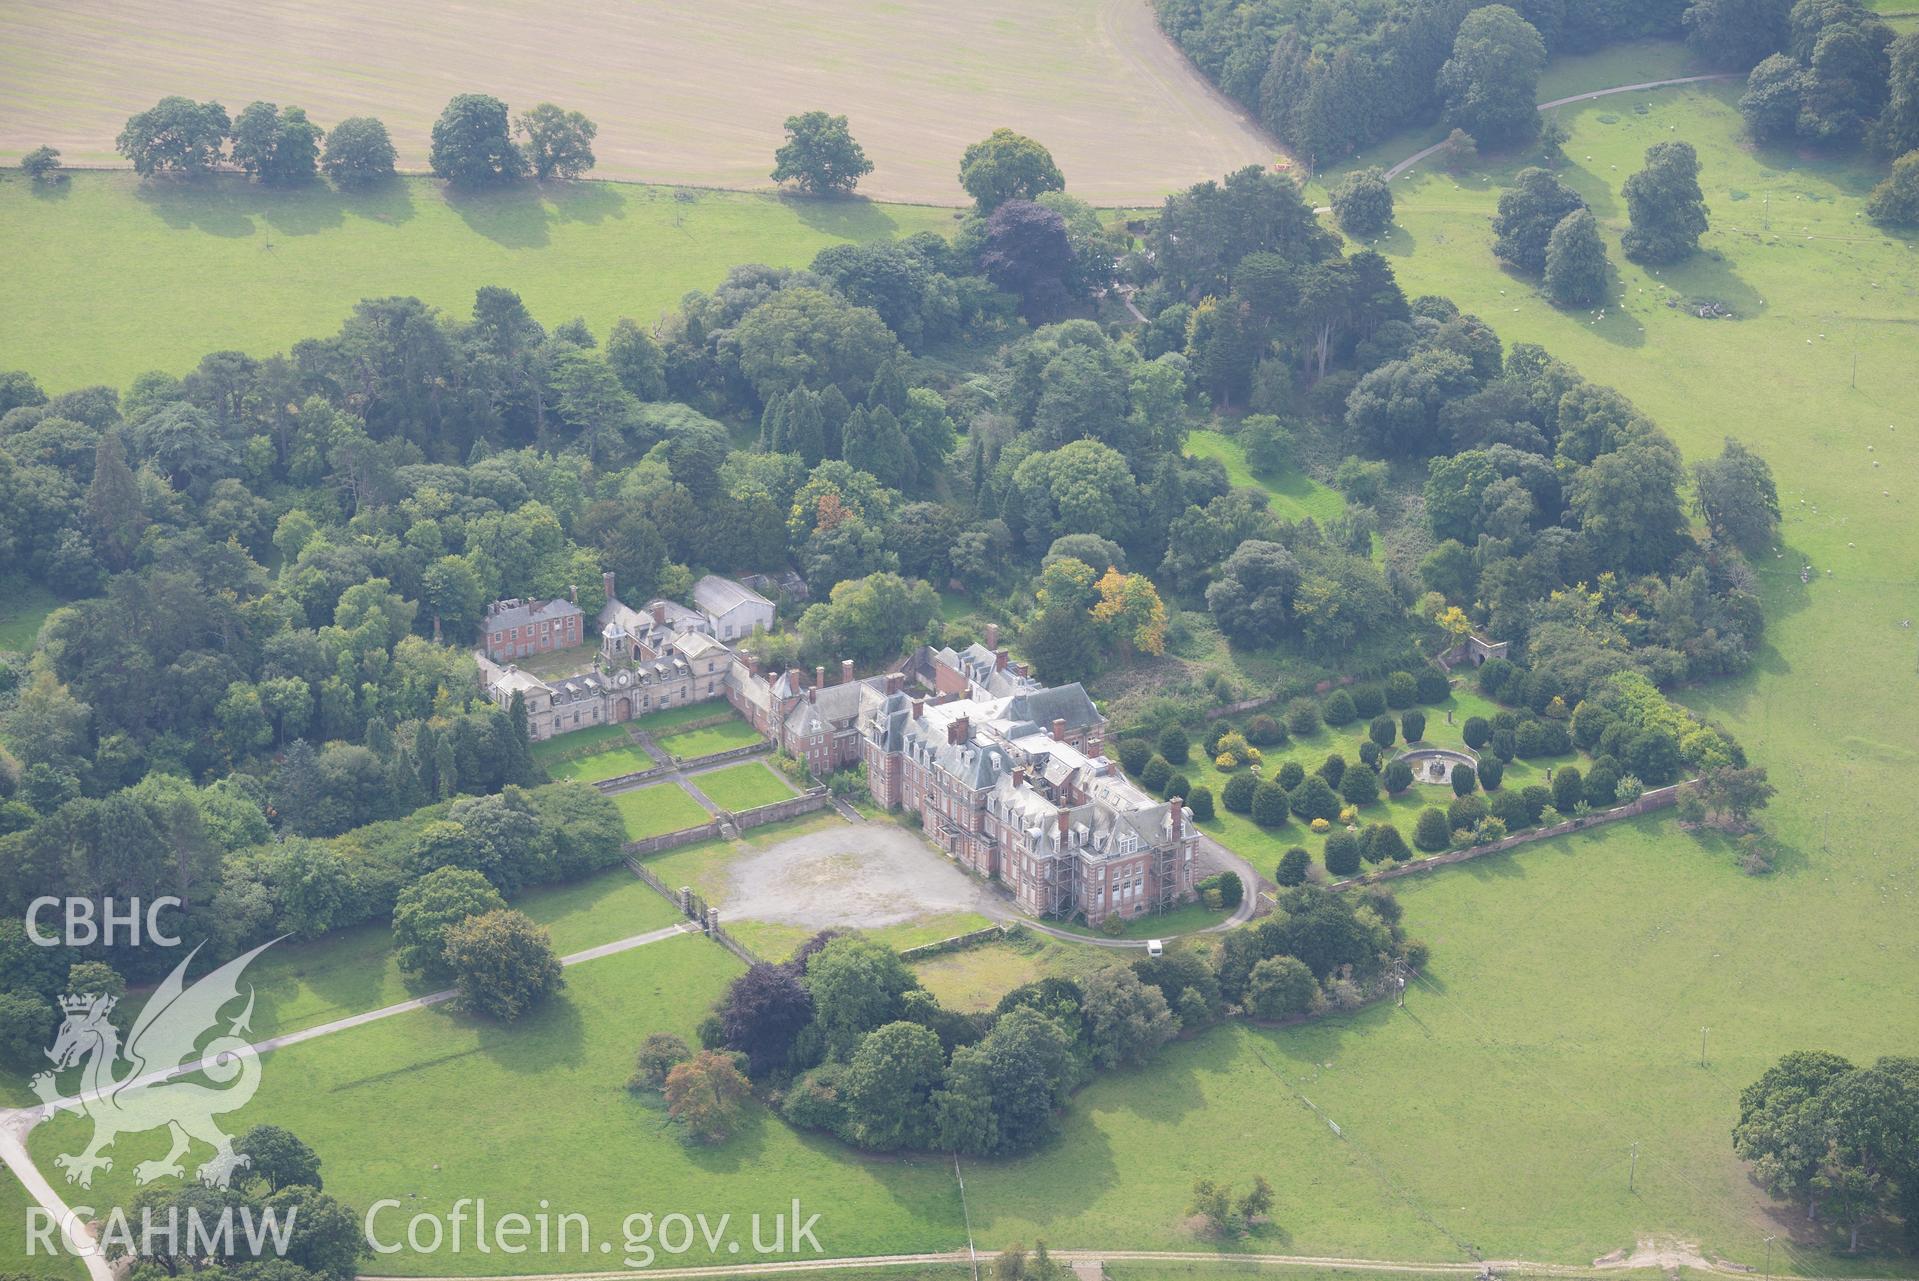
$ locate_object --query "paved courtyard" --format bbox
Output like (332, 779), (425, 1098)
(721, 822), (1012, 931)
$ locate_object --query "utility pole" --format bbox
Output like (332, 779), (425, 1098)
(1700, 1026), (1711, 1068)
(1763, 1234), (1776, 1281)
(1628, 1142), (1638, 1192)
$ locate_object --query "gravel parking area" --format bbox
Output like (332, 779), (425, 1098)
(722, 823), (1011, 930)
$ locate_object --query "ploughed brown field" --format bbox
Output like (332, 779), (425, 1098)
(0, 0), (1280, 204)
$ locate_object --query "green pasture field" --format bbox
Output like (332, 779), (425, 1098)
(610, 781), (712, 841)
(656, 717), (767, 759)
(24, 935), (971, 1274)
(693, 761), (799, 812)
(0, 172), (956, 392)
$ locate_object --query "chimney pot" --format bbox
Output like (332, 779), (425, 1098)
(1170, 798), (1184, 836)
(994, 648), (1008, 671)
(984, 622), (1000, 649)
(807, 685), (817, 704)
(1052, 717), (1067, 741)
(815, 665), (826, 690)
(841, 659), (854, 685)
(651, 603), (666, 626)
(603, 570), (616, 601)
(885, 671), (903, 695)
(947, 715), (969, 745)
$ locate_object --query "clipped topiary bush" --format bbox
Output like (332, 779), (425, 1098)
(1340, 763), (1379, 807)
(1491, 788), (1530, 829)
(1520, 785), (1552, 826)
(1585, 759), (1620, 806)
(1383, 759), (1414, 793)
(1385, 671), (1418, 709)
(1367, 822), (1411, 863)
(1289, 775), (1342, 824)
(1323, 829), (1362, 877)
(1414, 806), (1450, 852)
(1252, 779), (1292, 828)
(1358, 739), (1382, 769)
(1476, 756), (1504, 790)
(1317, 753), (1347, 788)
(1187, 785), (1215, 822)
(1451, 763), (1478, 796)
(1158, 724), (1190, 765)
(1551, 766), (1583, 814)
(1277, 760), (1305, 791)
(1352, 685), (1386, 719)
(1165, 772), (1191, 801)
(1462, 716), (1491, 750)
(1117, 736), (1151, 776)
(1222, 770), (1257, 814)
(1285, 697), (1322, 736)
(1415, 666), (1451, 704)
(1275, 847), (1311, 886)
(1323, 688), (1357, 726)
(1401, 709), (1426, 742)
(1141, 754), (1173, 793)
(1477, 657), (1513, 695)
(1246, 714), (1285, 746)
(1369, 715), (1396, 749)
(1447, 794), (1486, 831)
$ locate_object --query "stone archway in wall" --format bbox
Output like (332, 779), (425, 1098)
(614, 696), (632, 722)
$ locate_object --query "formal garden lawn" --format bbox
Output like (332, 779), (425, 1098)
(1042, 900), (1232, 941)
(693, 761), (798, 812)
(528, 722), (631, 766)
(24, 935), (971, 1274)
(610, 782), (712, 841)
(542, 742), (656, 784)
(0, 173), (958, 392)
(632, 702), (744, 735)
(655, 716), (767, 759)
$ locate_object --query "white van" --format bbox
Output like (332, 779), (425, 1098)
(1146, 939), (1164, 957)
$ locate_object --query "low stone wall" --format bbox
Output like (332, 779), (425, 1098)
(898, 924), (1014, 961)
(622, 820), (723, 856)
(732, 787), (830, 830)
(592, 762), (677, 792)
(1330, 783), (1684, 890)
(676, 741), (772, 770)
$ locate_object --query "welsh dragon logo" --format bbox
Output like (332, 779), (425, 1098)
(31, 940), (278, 1189)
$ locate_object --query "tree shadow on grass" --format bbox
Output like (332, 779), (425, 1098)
(1639, 246), (1766, 319)
(472, 989), (588, 1072)
(336, 175), (418, 228)
(778, 192), (913, 240)
(443, 182), (552, 249)
(544, 179), (626, 226)
(1362, 220), (1418, 259)
(28, 174), (73, 202)
(134, 175), (258, 238)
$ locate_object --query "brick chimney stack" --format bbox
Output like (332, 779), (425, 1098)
(742, 653), (758, 677)
(841, 659), (854, 685)
(1169, 798), (1184, 837)
(807, 684), (817, 705)
(885, 671), (904, 695)
(651, 603), (667, 626)
(815, 665), (826, 690)
(984, 622), (1000, 649)
(946, 715), (969, 745)
(570, 584), (579, 604)
(994, 648), (1009, 671)
(912, 698), (924, 720)
(1057, 809), (1071, 844)
(1052, 717), (1067, 741)
(603, 570), (616, 601)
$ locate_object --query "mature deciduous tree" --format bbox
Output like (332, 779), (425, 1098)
(1622, 141), (1710, 263)
(320, 117), (396, 188)
(1543, 208), (1611, 305)
(441, 908), (563, 1020)
(117, 98), (231, 177)
(772, 111), (874, 194)
(958, 129), (1064, 210)
(430, 94), (527, 188)
(1438, 6), (1547, 148)
(516, 103), (597, 180)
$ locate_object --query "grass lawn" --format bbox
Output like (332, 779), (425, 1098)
(24, 935), (970, 1274)
(912, 931), (1118, 1012)
(729, 911), (1002, 969)
(655, 716), (767, 759)
(1044, 899), (1231, 941)
(1184, 429), (1347, 526)
(610, 782), (712, 841)
(633, 701), (744, 735)
(528, 722), (632, 765)
(0, 173), (959, 392)
(693, 761), (799, 812)
(543, 743), (656, 784)
(0, 580), (58, 653)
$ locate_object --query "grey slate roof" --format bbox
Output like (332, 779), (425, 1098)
(484, 597), (582, 631)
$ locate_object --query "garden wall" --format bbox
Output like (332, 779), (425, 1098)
(1330, 783), (1684, 890)
(622, 819), (723, 855)
(592, 762), (676, 792)
(898, 923), (1013, 961)
(731, 788), (830, 829)
(675, 741), (771, 769)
